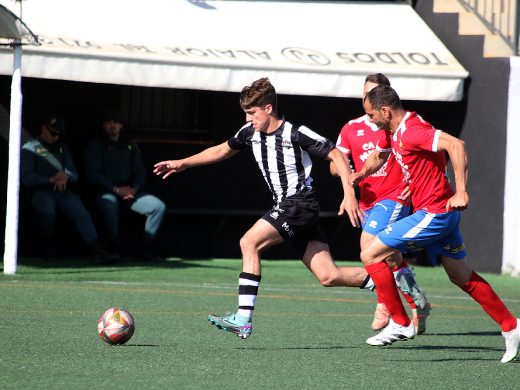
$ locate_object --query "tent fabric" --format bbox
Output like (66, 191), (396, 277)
(0, 4), (37, 44)
(0, 0), (468, 101)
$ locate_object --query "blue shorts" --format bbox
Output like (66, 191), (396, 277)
(361, 199), (411, 236)
(377, 209), (467, 265)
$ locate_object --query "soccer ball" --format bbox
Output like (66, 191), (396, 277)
(97, 307), (135, 345)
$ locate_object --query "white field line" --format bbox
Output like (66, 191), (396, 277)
(77, 280), (520, 304)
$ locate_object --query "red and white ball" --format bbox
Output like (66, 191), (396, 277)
(97, 307), (135, 345)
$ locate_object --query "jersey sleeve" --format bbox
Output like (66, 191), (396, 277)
(335, 123), (352, 156)
(295, 126), (335, 160)
(401, 124), (438, 152)
(376, 130), (392, 152)
(227, 124), (253, 150)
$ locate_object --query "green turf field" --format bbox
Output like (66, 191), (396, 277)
(1, 257), (520, 389)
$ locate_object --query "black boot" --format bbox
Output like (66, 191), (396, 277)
(90, 239), (119, 265)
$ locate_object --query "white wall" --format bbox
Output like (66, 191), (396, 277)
(502, 56), (520, 277)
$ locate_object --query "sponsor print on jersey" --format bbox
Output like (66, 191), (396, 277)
(393, 149), (411, 183)
(358, 141), (377, 163)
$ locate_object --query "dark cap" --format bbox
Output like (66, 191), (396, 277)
(102, 109), (124, 124)
(44, 114), (66, 135)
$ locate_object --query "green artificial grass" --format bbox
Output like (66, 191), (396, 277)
(1, 257), (520, 389)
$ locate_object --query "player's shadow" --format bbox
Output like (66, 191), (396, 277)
(426, 331), (499, 337)
(118, 343), (161, 347)
(237, 345), (355, 351)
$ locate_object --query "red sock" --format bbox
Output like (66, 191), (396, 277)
(366, 262), (410, 326)
(461, 272), (517, 332)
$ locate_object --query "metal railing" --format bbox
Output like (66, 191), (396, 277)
(460, 0), (520, 55)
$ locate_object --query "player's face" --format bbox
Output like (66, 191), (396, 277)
(41, 125), (60, 144)
(363, 81), (379, 99)
(363, 99), (389, 130)
(102, 120), (123, 140)
(244, 105), (271, 132)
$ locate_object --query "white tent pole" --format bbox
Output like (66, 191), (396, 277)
(3, 43), (22, 275)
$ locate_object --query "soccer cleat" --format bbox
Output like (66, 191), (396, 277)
(501, 319), (520, 363)
(372, 303), (391, 331)
(208, 312), (252, 339)
(412, 302), (431, 335)
(395, 267), (427, 309)
(366, 318), (415, 346)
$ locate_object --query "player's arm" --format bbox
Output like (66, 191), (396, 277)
(436, 131), (469, 211)
(153, 141), (239, 180)
(327, 148), (364, 227)
(329, 152), (349, 177)
(349, 149), (390, 187)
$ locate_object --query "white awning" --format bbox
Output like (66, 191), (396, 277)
(0, 0), (469, 101)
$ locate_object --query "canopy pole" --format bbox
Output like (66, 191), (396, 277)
(3, 43), (22, 275)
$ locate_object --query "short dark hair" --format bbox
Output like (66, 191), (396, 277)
(102, 109), (123, 124)
(365, 85), (402, 111)
(365, 73), (390, 87)
(239, 77), (277, 111)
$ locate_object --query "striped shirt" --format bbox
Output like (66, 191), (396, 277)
(228, 120), (334, 204)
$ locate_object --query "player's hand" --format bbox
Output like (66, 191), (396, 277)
(50, 171), (68, 191)
(349, 172), (364, 187)
(153, 160), (186, 179)
(446, 190), (469, 211)
(338, 193), (365, 228)
(117, 186), (135, 200)
(399, 185), (411, 203)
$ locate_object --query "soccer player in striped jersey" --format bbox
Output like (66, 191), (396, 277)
(154, 78), (395, 339)
(332, 74), (431, 334)
(351, 85), (519, 363)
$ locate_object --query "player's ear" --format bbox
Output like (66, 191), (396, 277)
(381, 106), (391, 119)
(264, 104), (272, 115)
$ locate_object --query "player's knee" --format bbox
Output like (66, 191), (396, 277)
(317, 270), (340, 287)
(154, 200), (166, 216)
(239, 234), (258, 254)
(360, 249), (372, 265)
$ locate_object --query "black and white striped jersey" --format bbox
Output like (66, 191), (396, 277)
(228, 120), (335, 204)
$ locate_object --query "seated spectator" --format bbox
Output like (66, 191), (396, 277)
(83, 110), (166, 260)
(20, 114), (116, 263)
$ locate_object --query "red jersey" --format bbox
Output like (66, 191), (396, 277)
(376, 111), (454, 213)
(336, 115), (406, 210)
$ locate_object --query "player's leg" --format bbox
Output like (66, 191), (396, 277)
(361, 236), (414, 345)
(361, 200), (429, 331)
(208, 218), (283, 339)
(438, 233), (519, 363)
(300, 240), (367, 287)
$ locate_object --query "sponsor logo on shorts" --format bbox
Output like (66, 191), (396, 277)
(270, 211), (279, 220)
(369, 220), (378, 229)
(443, 243), (465, 254)
(384, 226), (393, 234)
(281, 222), (294, 237)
